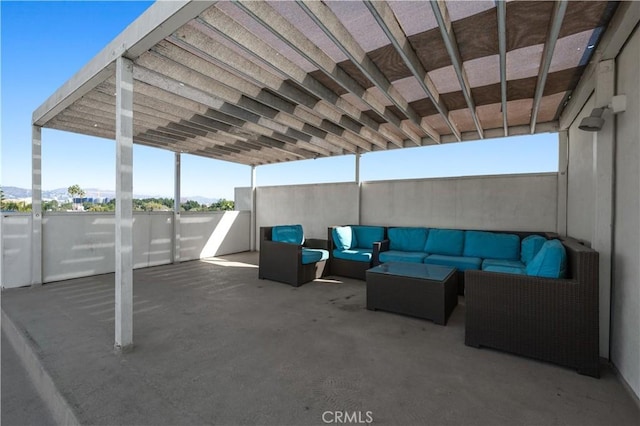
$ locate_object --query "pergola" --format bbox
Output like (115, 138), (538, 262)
(31, 0), (635, 352)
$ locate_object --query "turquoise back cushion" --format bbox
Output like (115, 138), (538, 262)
(425, 229), (465, 256)
(526, 239), (567, 278)
(521, 235), (547, 264)
(272, 225), (304, 245)
(352, 226), (384, 249)
(463, 230), (520, 260)
(388, 227), (429, 252)
(332, 226), (357, 250)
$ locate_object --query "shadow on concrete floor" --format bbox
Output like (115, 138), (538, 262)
(2, 252), (639, 425)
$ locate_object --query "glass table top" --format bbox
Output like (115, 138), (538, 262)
(367, 262), (455, 281)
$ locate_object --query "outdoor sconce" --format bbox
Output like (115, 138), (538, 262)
(578, 95), (627, 132)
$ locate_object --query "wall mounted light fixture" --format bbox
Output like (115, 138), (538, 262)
(578, 95), (627, 132)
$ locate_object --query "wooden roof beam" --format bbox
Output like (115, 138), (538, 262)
(155, 38), (366, 154)
(530, 0), (568, 134)
(496, 0), (508, 136)
(33, 1), (217, 126)
(231, 1), (420, 147)
(197, 9), (400, 149)
(169, 25), (377, 152)
(128, 82), (316, 160)
(132, 63), (335, 158)
(365, 0), (460, 142)
(431, 0), (484, 139)
(136, 50), (347, 156)
(82, 84), (307, 162)
(298, 0), (440, 145)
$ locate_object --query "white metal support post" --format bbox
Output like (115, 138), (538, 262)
(557, 130), (568, 237)
(355, 152), (362, 224)
(250, 165), (256, 251)
(592, 59), (615, 358)
(31, 125), (43, 286)
(173, 152), (181, 263)
(115, 56), (134, 352)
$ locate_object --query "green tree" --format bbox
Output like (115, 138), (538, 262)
(3, 201), (31, 212)
(87, 204), (110, 212)
(43, 200), (60, 211)
(67, 184), (86, 211)
(144, 201), (169, 211)
(181, 200), (201, 211)
(209, 199), (234, 211)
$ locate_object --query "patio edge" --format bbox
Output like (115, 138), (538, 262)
(1, 308), (80, 426)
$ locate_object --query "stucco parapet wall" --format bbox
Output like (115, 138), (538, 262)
(40, 211), (174, 217)
(255, 181), (358, 189)
(180, 211), (247, 216)
(360, 172), (557, 186)
(236, 172), (558, 192)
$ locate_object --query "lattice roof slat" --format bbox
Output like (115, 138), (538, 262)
(33, 0), (624, 166)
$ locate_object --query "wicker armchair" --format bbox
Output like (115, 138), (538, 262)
(327, 225), (386, 280)
(465, 236), (599, 377)
(258, 226), (328, 287)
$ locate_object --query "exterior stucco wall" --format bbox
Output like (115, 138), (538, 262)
(0, 214), (32, 288)
(612, 27), (640, 399)
(249, 173), (558, 252)
(567, 95), (596, 244)
(361, 173), (557, 231)
(179, 211), (250, 261)
(234, 187), (252, 211)
(0, 211), (250, 286)
(42, 212), (176, 282)
(255, 182), (360, 247)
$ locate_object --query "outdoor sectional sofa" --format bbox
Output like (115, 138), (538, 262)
(327, 225), (599, 376)
(329, 226), (561, 294)
(465, 235), (599, 377)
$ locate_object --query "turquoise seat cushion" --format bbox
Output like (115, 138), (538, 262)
(332, 248), (372, 263)
(483, 265), (527, 275)
(332, 226), (357, 250)
(379, 250), (427, 264)
(388, 227), (429, 252)
(424, 254), (482, 271)
(272, 224), (304, 245)
(424, 229), (465, 256)
(301, 248), (329, 265)
(482, 258), (526, 270)
(463, 230), (520, 260)
(521, 235), (547, 265)
(352, 226), (385, 249)
(526, 239), (567, 278)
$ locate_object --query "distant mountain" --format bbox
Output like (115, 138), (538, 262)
(1, 186), (32, 199)
(1, 186), (219, 204)
(182, 195), (219, 205)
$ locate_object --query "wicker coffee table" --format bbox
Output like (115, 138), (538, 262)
(366, 262), (458, 325)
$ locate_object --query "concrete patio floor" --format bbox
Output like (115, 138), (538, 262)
(2, 252), (638, 426)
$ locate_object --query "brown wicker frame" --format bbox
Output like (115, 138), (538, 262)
(464, 236), (599, 377)
(327, 226), (386, 280)
(258, 227), (328, 287)
(366, 264), (458, 325)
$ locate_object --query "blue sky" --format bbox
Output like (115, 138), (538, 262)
(1, 1), (558, 200)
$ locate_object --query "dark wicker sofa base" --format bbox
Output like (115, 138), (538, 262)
(328, 257), (371, 281)
(464, 237), (599, 377)
(326, 226), (384, 281)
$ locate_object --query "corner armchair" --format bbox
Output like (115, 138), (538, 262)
(259, 225), (329, 287)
